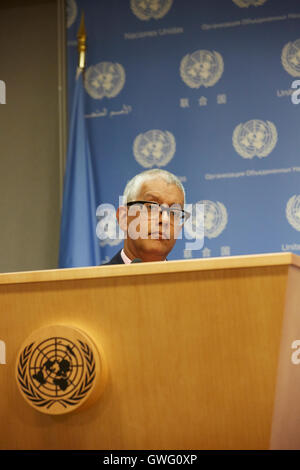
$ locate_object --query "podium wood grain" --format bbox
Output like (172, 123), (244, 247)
(0, 253), (298, 449)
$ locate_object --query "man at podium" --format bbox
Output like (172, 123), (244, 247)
(105, 169), (188, 264)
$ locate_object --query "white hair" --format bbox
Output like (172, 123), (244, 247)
(123, 169), (185, 204)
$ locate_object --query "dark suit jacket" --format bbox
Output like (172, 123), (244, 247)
(103, 250), (167, 265)
(102, 249), (124, 265)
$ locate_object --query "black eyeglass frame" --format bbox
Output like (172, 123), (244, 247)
(126, 200), (190, 223)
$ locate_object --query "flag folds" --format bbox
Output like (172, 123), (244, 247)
(59, 70), (100, 268)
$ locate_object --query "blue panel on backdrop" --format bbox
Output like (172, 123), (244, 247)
(65, 0), (300, 264)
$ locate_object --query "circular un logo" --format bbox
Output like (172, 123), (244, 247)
(133, 130), (176, 168)
(286, 195), (300, 232)
(180, 50), (224, 88)
(66, 0), (77, 28)
(96, 205), (124, 247)
(84, 62), (126, 100)
(232, 0), (267, 7)
(281, 39), (300, 77)
(16, 326), (106, 415)
(183, 203), (204, 241)
(232, 119), (277, 159)
(130, 0), (173, 21)
(185, 200), (228, 239)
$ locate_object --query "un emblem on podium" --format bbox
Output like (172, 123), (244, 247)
(180, 50), (224, 88)
(286, 195), (300, 232)
(84, 62), (126, 99)
(133, 130), (176, 168)
(233, 119), (277, 159)
(16, 326), (106, 415)
(281, 39), (300, 77)
(130, 0), (173, 20)
(232, 0), (267, 7)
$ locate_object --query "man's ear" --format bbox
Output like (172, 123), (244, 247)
(117, 206), (128, 231)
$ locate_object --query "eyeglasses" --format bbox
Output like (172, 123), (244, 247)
(126, 201), (190, 224)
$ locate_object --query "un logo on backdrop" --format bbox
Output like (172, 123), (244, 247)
(233, 120), (277, 159)
(133, 130), (176, 168)
(281, 39), (300, 77)
(180, 50), (224, 88)
(96, 205), (124, 247)
(185, 201), (227, 240)
(84, 62), (126, 99)
(286, 195), (300, 231)
(66, 0), (77, 28)
(232, 0), (267, 7)
(130, 0), (173, 21)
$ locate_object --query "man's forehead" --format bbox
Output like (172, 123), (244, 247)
(138, 178), (184, 205)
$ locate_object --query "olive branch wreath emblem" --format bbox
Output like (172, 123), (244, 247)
(286, 195), (300, 232)
(281, 42), (300, 78)
(17, 340), (96, 410)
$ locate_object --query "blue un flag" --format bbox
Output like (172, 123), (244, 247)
(59, 70), (101, 268)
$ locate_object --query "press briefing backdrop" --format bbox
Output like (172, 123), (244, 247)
(64, 0), (300, 266)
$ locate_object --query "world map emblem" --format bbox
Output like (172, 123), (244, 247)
(84, 62), (126, 100)
(16, 326), (106, 415)
(232, 0), (267, 7)
(281, 39), (300, 77)
(96, 204), (124, 247)
(183, 203), (204, 241)
(286, 195), (300, 232)
(232, 119), (277, 159)
(185, 201), (227, 240)
(180, 50), (224, 88)
(133, 130), (176, 168)
(66, 0), (77, 28)
(130, 0), (173, 21)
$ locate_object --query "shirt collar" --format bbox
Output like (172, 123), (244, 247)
(121, 249), (167, 263)
(121, 249), (132, 264)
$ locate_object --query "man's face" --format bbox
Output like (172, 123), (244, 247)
(118, 177), (184, 262)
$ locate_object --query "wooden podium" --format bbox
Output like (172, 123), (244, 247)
(1, 252), (300, 450)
